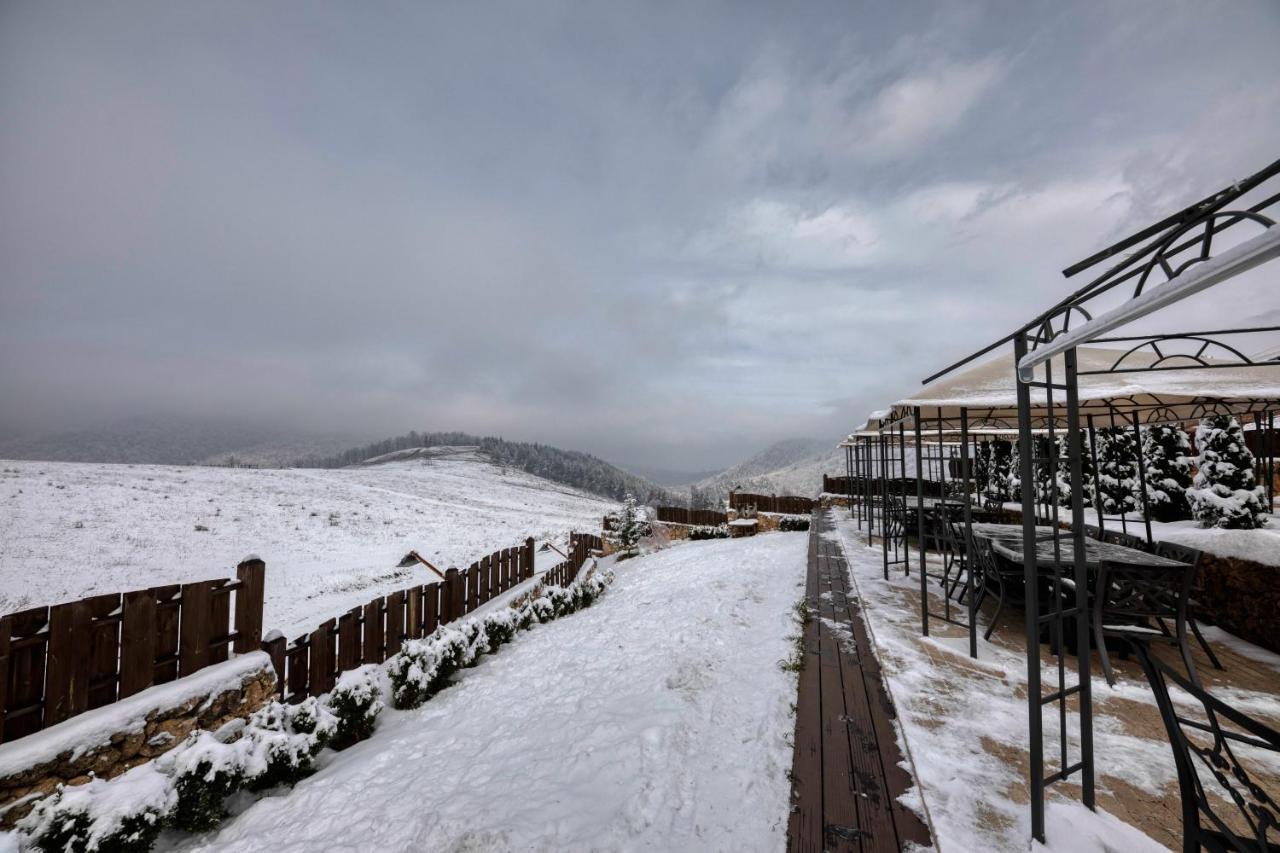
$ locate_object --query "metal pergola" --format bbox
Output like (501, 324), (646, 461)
(925, 156), (1280, 843)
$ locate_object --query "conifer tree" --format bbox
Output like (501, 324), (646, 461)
(1186, 415), (1269, 529)
(1096, 427), (1141, 516)
(613, 494), (643, 557)
(1142, 424), (1194, 522)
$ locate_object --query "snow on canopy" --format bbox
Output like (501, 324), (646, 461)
(883, 346), (1280, 430)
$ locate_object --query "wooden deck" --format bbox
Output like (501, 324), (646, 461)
(787, 512), (932, 852)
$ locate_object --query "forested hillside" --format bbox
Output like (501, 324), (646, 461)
(295, 431), (673, 503)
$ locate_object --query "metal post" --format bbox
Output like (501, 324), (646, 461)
(880, 431), (890, 579)
(915, 407), (928, 637)
(1065, 349), (1095, 809)
(1015, 333), (1045, 843)
(960, 407), (977, 659)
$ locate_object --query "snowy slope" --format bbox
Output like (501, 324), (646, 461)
(0, 457), (613, 636)
(174, 534), (807, 852)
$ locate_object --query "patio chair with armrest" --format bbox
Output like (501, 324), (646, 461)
(969, 534), (1022, 641)
(1153, 541), (1225, 672)
(1093, 558), (1200, 687)
(1131, 641), (1280, 852)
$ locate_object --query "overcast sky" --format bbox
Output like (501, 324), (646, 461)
(2, 2), (1279, 470)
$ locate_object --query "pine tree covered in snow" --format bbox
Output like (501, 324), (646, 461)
(1142, 425), (1195, 522)
(989, 439), (1014, 500)
(1186, 415), (1269, 529)
(613, 494), (643, 557)
(1096, 427), (1141, 516)
(1007, 440), (1022, 502)
(1046, 432), (1095, 508)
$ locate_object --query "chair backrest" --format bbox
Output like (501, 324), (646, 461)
(1103, 528), (1150, 551)
(1096, 558), (1195, 632)
(1137, 648), (1280, 851)
(1155, 540), (1204, 569)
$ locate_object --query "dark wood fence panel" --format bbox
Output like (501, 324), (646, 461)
(728, 492), (816, 515)
(655, 507), (728, 526)
(0, 558), (265, 744)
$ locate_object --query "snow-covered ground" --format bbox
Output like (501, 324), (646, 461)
(163, 533), (806, 852)
(0, 452), (613, 636)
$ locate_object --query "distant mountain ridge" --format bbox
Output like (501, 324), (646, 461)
(296, 430), (674, 504)
(693, 438), (841, 500)
(0, 416), (366, 467)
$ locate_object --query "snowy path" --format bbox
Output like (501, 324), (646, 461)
(174, 534), (808, 852)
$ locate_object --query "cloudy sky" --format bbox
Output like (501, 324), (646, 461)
(2, 1), (1279, 470)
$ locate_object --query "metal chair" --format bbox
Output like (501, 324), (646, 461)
(1102, 528), (1151, 551)
(1154, 541), (1225, 672)
(1093, 558), (1199, 687)
(1132, 641), (1280, 852)
(970, 534), (1024, 641)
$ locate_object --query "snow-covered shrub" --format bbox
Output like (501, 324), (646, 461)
(688, 524), (729, 540)
(245, 697), (338, 789)
(167, 733), (246, 833)
(778, 516), (810, 532)
(327, 665), (384, 744)
(1142, 424), (1194, 522)
(1096, 427), (1142, 515)
(1187, 415), (1269, 529)
(21, 764), (175, 853)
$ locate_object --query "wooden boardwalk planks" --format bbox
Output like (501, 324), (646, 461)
(787, 511), (932, 852)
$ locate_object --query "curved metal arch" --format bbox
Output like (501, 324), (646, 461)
(1108, 335), (1257, 372)
(1135, 209), (1277, 297)
(1028, 304), (1093, 352)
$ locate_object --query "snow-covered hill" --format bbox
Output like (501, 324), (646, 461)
(694, 438), (843, 499)
(0, 456), (613, 636)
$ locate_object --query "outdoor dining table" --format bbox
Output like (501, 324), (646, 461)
(970, 523), (1189, 572)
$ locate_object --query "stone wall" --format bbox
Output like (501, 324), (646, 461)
(0, 655), (276, 828)
(1196, 553), (1279, 654)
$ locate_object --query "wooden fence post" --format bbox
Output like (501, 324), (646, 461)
(478, 556), (491, 606)
(234, 558), (265, 654)
(261, 633), (286, 697)
(524, 538), (535, 580)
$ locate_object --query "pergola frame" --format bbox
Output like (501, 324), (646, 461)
(930, 157), (1280, 843)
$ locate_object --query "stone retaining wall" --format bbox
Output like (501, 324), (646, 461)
(0, 655), (276, 828)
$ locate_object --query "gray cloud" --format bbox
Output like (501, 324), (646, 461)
(2, 1), (1279, 470)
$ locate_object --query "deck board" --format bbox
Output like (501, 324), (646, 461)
(787, 511), (933, 852)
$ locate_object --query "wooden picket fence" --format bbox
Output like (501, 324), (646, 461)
(0, 562), (265, 744)
(654, 506), (728, 526)
(1, 531), (606, 741)
(728, 492), (815, 515)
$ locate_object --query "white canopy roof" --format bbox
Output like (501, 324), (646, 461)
(884, 346), (1280, 430)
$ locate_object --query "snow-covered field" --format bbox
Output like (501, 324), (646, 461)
(0, 451), (613, 636)
(164, 533), (806, 852)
